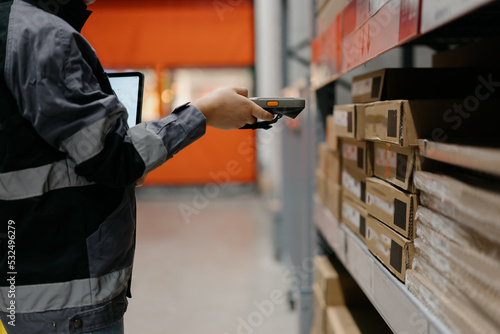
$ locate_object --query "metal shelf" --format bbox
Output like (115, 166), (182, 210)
(314, 197), (453, 334)
(311, 0), (498, 89)
(306, 2), (500, 333)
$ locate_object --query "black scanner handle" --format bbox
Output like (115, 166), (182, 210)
(240, 114), (283, 130)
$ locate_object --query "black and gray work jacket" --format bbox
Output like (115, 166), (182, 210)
(0, 0), (206, 333)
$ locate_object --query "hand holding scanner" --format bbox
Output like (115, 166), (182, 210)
(241, 97), (306, 130)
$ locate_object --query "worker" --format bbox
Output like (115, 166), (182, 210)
(0, 0), (274, 333)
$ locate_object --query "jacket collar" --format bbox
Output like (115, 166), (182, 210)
(22, 0), (92, 32)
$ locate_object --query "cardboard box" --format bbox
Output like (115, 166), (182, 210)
(326, 115), (340, 152)
(365, 100), (445, 147)
(314, 256), (347, 306)
(342, 194), (368, 243)
(414, 210), (500, 327)
(366, 216), (414, 282)
(319, 141), (341, 183)
(351, 68), (500, 103)
(433, 37), (500, 68)
(414, 171), (500, 245)
(326, 305), (392, 334)
(373, 142), (419, 192)
(327, 180), (342, 221)
(317, 169), (328, 205)
(327, 148), (342, 183)
(319, 142), (329, 174)
(341, 138), (373, 179)
(406, 263), (500, 334)
(333, 104), (365, 140)
(342, 168), (367, 206)
(365, 97), (500, 147)
(326, 305), (359, 334)
(313, 256), (366, 306)
(419, 139), (500, 179)
(366, 177), (418, 239)
(313, 283), (327, 334)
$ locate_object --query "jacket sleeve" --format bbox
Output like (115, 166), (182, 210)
(5, 21), (206, 187)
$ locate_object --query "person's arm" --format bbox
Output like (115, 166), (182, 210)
(5, 26), (272, 187)
(133, 87), (273, 187)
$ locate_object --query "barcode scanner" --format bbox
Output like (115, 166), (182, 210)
(241, 97), (306, 130)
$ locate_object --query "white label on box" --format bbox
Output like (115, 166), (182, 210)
(334, 110), (349, 127)
(375, 148), (385, 165)
(367, 192), (394, 215)
(367, 226), (376, 241)
(342, 143), (358, 161)
(381, 234), (391, 246)
(388, 151), (397, 168)
(342, 171), (361, 198)
(375, 148), (397, 168)
(376, 241), (391, 257)
(352, 78), (373, 97)
(342, 202), (360, 228)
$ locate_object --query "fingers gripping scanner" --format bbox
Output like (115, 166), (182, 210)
(241, 97), (306, 130)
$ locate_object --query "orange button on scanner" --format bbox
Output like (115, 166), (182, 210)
(267, 101), (279, 107)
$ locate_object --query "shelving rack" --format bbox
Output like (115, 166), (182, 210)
(275, 0), (500, 333)
(314, 197), (452, 334)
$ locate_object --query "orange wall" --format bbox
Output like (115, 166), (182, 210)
(82, 0), (257, 185)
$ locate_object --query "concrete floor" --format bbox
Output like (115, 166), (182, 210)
(124, 188), (299, 334)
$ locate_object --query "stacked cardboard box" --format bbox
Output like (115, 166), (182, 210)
(405, 171), (500, 334)
(432, 36), (500, 68)
(342, 67), (500, 282)
(317, 67), (500, 330)
(317, 115), (342, 221)
(311, 256), (360, 334)
(328, 103), (372, 250)
(325, 305), (391, 334)
(349, 67), (500, 331)
(311, 256), (390, 334)
(329, 74), (418, 282)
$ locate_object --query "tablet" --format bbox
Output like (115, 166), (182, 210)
(108, 72), (144, 128)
